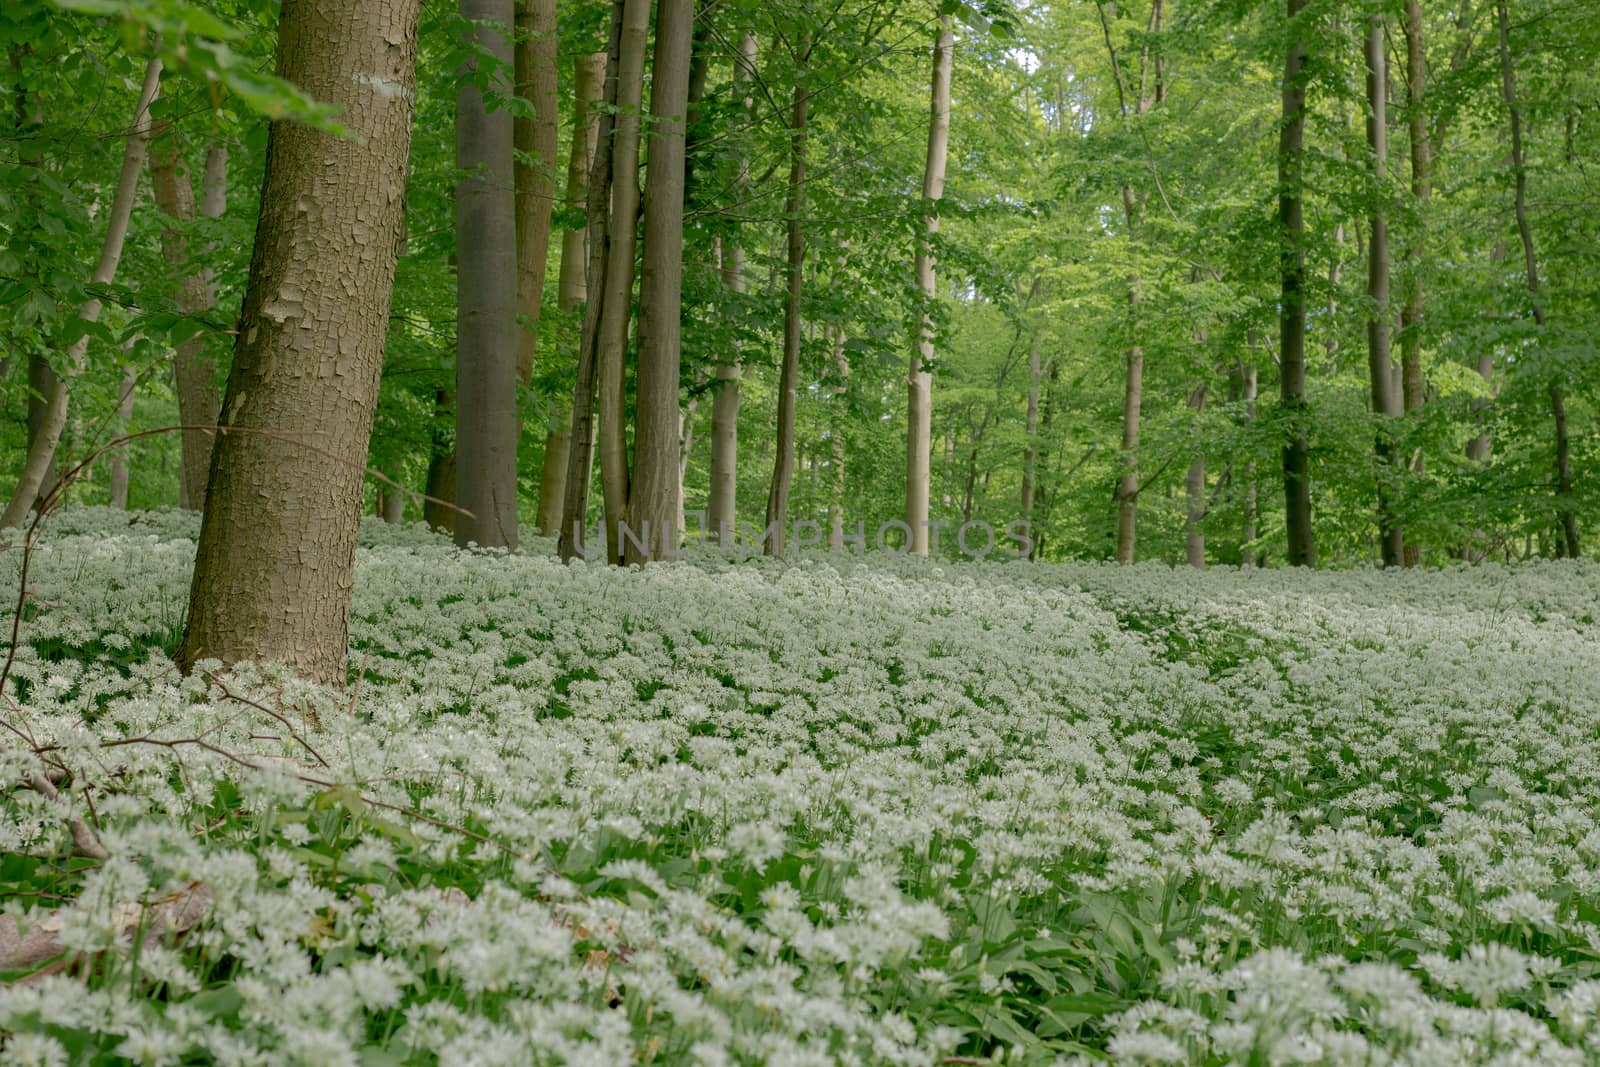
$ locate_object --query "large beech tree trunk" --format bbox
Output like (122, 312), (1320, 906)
(1495, 1), (1577, 559)
(1279, 0), (1315, 566)
(708, 31), (755, 546)
(1400, 0), (1430, 566)
(175, 0), (421, 682)
(905, 16), (953, 557)
(764, 36), (809, 559)
(150, 133), (227, 511)
(1366, 14), (1404, 567)
(536, 49), (605, 535)
(596, 0), (650, 563)
(624, 0), (694, 565)
(455, 0), (519, 550)
(559, 2), (624, 561)
(1, 57), (161, 529)
(514, 0), (558, 388)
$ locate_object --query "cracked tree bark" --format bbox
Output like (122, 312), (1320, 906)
(176, 0), (423, 682)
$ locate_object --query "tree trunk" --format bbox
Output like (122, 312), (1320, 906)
(1021, 342), (1041, 524)
(559, 2), (625, 561)
(1, 57), (161, 529)
(623, 0), (694, 565)
(1114, 305), (1142, 565)
(1279, 0), (1315, 566)
(1366, 14), (1405, 568)
(905, 16), (953, 557)
(425, 391), (458, 533)
(455, 0), (520, 551)
(708, 31), (755, 547)
(596, 0), (650, 563)
(150, 133), (227, 511)
(1496, 1), (1578, 558)
(1232, 358), (1259, 565)
(25, 357), (61, 510)
(175, 0), (421, 682)
(107, 373), (136, 509)
(829, 326), (848, 551)
(1399, 0), (1429, 567)
(764, 38), (810, 559)
(1185, 383), (1205, 569)
(514, 0), (559, 389)
(1101, 0), (1163, 566)
(535, 49), (604, 535)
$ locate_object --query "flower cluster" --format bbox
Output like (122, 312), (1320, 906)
(2, 507), (1598, 1065)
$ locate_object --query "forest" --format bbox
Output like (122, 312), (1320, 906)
(1, 0), (1599, 1063)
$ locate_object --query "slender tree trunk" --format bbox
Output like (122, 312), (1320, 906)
(764, 37), (810, 559)
(623, 0), (694, 564)
(709, 31), (755, 546)
(150, 133), (227, 511)
(175, 0), (421, 682)
(1279, 0), (1315, 566)
(11, 52), (58, 510)
(425, 390), (458, 534)
(828, 325), (848, 551)
(536, 49), (605, 535)
(1021, 342), (1041, 523)
(595, 0), (650, 563)
(455, 0), (520, 550)
(25, 357), (60, 510)
(1114, 300), (1142, 565)
(677, 394), (696, 541)
(559, 2), (624, 561)
(1496, 1), (1578, 558)
(107, 373), (136, 509)
(1399, 0), (1430, 566)
(514, 0), (559, 389)
(2, 57), (161, 529)
(1185, 383), (1205, 568)
(1400, 3), (1430, 407)
(905, 16), (953, 557)
(1232, 357), (1259, 565)
(1102, 0), (1162, 566)
(1367, 14), (1405, 567)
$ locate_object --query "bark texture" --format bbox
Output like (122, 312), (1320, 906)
(624, 0), (695, 564)
(455, 0), (520, 550)
(1, 57), (161, 528)
(175, 0), (421, 682)
(904, 17), (953, 557)
(1279, 0), (1316, 566)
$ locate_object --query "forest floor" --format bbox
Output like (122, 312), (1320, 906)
(3, 507), (1599, 1065)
